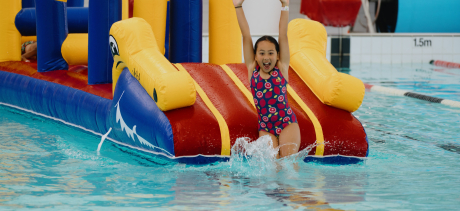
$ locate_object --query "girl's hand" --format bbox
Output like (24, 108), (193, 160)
(233, 0), (244, 7)
(280, 0), (289, 6)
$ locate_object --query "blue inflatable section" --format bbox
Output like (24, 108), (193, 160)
(110, 69), (175, 156)
(67, 8), (89, 33)
(35, 0), (68, 72)
(303, 156), (364, 165)
(22, 0), (35, 8)
(15, 8), (36, 36)
(0, 68), (175, 157)
(0, 71), (111, 135)
(164, 1), (171, 60)
(67, 0), (84, 7)
(396, 0), (460, 33)
(88, 0), (121, 84)
(15, 8), (89, 36)
(169, 0), (202, 63)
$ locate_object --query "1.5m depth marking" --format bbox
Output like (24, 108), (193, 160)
(414, 38), (432, 47)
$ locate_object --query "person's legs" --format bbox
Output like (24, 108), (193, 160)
(22, 42), (37, 62)
(259, 130), (279, 159)
(278, 123), (300, 158)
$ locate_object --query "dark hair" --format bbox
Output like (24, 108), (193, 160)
(254, 36), (280, 55)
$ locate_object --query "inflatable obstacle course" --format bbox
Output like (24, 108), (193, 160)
(0, 0), (368, 164)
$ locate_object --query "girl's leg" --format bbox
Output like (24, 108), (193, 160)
(278, 123), (301, 158)
(259, 130), (280, 159)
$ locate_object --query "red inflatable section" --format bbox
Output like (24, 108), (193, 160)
(300, 0), (362, 27)
(287, 67), (368, 157)
(164, 92), (223, 157)
(169, 63), (320, 156)
(0, 62), (113, 100)
(180, 63), (259, 146)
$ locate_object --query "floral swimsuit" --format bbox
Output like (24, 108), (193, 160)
(250, 66), (297, 137)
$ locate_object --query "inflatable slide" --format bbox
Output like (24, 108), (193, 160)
(0, 0), (368, 164)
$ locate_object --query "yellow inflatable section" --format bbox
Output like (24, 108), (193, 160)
(62, 34), (88, 65)
(133, 0), (168, 55)
(110, 18), (196, 111)
(209, 0), (242, 65)
(0, 0), (21, 62)
(288, 19), (364, 112)
(21, 36), (37, 43)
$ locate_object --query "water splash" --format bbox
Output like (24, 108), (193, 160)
(97, 127), (112, 155)
(227, 135), (318, 177)
(228, 135), (278, 176)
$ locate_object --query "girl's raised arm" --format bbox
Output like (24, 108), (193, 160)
(278, 0), (290, 81)
(233, 0), (256, 80)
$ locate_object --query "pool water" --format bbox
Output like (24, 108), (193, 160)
(1, 64), (459, 210)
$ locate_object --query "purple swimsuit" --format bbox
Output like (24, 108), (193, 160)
(250, 66), (297, 137)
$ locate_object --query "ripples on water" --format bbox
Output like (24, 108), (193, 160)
(1, 64), (460, 210)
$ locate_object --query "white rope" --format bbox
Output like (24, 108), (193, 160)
(370, 85), (407, 96)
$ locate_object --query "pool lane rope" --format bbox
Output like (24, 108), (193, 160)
(430, 60), (460, 69)
(364, 84), (460, 108)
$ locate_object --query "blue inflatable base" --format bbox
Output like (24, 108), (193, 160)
(303, 155), (365, 165)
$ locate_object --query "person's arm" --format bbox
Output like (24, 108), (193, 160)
(278, 0), (290, 81)
(233, 0), (256, 81)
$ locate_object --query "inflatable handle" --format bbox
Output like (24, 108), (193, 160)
(110, 18), (196, 111)
(288, 19), (364, 112)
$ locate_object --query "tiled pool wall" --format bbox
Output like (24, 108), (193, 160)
(201, 34), (460, 67)
(346, 34), (460, 65)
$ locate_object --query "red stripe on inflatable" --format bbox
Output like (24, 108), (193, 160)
(433, 60), (460, 69)
(180, 63), (259, 146)
(0, 61), (113, 99)
(164, 94), (223, 157)
(287, 67), (368, 157)
(224, 64), (317, 153)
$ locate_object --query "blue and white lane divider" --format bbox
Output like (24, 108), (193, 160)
(364, 83), (460, 108)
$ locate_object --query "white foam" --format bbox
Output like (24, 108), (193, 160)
(227, 135), (316, 176)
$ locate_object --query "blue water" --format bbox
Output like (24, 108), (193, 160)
(1, 64), (459, 210)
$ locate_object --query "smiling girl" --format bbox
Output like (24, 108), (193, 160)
(233, 0), (300, 158)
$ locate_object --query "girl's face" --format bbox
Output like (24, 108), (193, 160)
(255, 41), (279, 73)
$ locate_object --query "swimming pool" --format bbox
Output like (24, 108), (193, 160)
(0, 63), (459, 210)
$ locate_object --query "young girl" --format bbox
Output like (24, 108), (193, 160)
(233, 0), (301, 159)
